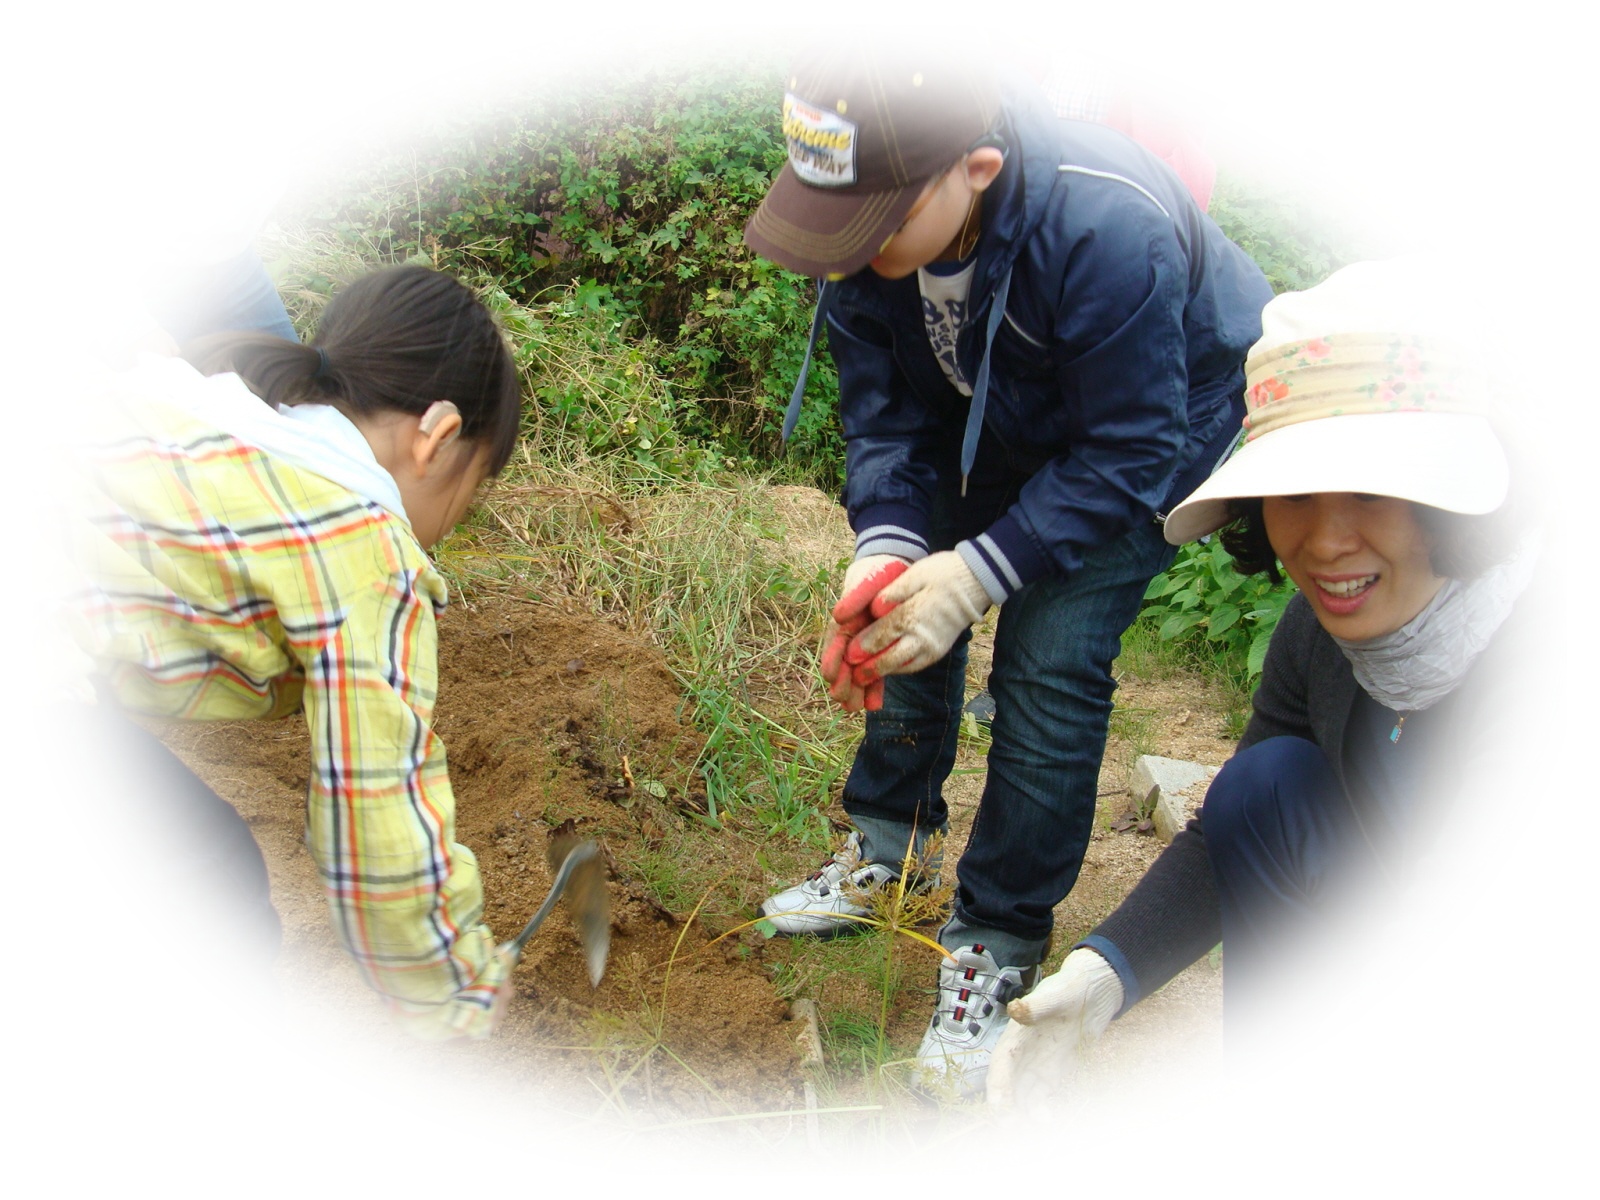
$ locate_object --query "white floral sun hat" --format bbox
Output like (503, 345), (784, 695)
(1163, 257), (1511, 545)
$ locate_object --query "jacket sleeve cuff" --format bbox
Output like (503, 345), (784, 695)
(385, 923), (509, 1041)
(853, 503), (930, 562)
(954, 512), (1052, 605)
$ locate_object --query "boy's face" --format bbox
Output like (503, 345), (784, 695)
(864, 145), (1005, 280)
(866, 162), (971, 279)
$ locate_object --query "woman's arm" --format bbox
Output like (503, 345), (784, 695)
(1079, 594), (1320, 1006)
(1237, 592), (1318, 752)
(1077, 821), (1221, 1012)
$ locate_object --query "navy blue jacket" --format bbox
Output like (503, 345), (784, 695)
(826, 83), (1273, 603)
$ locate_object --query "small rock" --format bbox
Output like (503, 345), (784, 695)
(1131, 755), (1220, 843)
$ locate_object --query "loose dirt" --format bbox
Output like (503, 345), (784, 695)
(155, 487), (1235, 1133)
(157, 597), (810, 1122)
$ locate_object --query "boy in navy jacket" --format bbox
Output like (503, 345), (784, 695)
(744, 46), (1271, 1094)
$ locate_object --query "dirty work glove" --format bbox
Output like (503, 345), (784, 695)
(986, 947), (1124, 1110)
(844, 551), (990, 683)
(819, 554), (909, 712)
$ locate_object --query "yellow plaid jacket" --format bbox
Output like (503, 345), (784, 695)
(65, 366), (506, 1039)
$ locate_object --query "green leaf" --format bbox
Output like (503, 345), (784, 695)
(1248, 629), (1274, 676)
(754, 918), (778, 939)
(1159, 612), (1204, 640)
(1208, 604), (1241, 637)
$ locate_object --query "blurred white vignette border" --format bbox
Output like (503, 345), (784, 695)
(4, 1), (1591, 1191)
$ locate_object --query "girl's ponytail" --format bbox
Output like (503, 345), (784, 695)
(185, 266), (522, 473)
(186, 335), (352, 411)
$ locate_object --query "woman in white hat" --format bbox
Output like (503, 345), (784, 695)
(985, 258), (1541, 1107)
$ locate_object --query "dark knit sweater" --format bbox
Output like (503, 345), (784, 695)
(1083, 587), (1524, 1011)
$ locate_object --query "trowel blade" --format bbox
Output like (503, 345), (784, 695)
(548, 834), (611, 988)
(579, 908), (610, 989)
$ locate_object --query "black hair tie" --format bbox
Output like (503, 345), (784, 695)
(313, 347), (332, 379)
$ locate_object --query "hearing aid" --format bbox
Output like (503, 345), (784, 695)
(418, 400), (462, 448)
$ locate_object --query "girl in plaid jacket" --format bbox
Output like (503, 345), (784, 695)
(66, 266), (525, 1040)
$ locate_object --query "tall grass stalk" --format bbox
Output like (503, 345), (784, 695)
(265, 225), (858, 833)
(447, 462), (860, 828)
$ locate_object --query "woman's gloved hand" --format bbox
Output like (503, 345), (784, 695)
(986, 947), (1125, 1110)
(844, 551), (991, 683)
(819, 554), (909, 711)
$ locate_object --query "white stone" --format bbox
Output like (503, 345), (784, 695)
(1131, 755), (1220, 844)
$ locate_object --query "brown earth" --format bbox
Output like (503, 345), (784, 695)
(154, 487), (1234, 1136)
(157, 597), (812, 1123)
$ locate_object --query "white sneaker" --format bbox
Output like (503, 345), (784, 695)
(758, 832), (903, 937)
(914, 943), (1037, 1096)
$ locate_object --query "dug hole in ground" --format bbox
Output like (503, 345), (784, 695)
(133, 486), (1233, 1158)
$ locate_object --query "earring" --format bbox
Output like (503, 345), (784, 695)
(955, 194), (981, 259)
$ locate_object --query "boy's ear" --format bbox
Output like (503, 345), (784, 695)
(412, 400), (463, 474)
(965, 146), (1006, 194)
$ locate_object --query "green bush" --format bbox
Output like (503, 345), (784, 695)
(286, 63), (1371, 499)
(1140, 538), (1297, 685)
(1208, 170), (1367, 295)
(481, 281), (729, 484)
(289, 55), (845, 489)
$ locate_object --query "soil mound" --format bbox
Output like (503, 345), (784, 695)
(157, 595), (805, 1121)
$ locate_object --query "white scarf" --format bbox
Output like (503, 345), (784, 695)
(1333, 537), (1539, 712)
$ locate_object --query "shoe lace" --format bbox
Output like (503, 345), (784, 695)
(935, 945), (1026, 1035)
(803, 837), (864, 897)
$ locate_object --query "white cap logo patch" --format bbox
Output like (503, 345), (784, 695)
(782, 93), (857, 188)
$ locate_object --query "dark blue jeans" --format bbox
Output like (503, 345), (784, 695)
(844, 486), (1176, 968)
(1202, 736), (1355, 998)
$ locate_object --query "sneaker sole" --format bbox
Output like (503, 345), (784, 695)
(756, 903), (875, 940)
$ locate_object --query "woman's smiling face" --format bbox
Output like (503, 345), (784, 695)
(1263, 492), (1448, 642)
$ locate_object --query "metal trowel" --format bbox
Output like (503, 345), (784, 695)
(499, 836), (611, 987)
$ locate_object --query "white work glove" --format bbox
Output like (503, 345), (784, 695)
(986, 947), (1125, 1111)
(844, 550), (990, 683)
(819, 554), (909, 712)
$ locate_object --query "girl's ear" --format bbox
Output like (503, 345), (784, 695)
(411, 400), (463, 475)
(964, 146), (1006, 195)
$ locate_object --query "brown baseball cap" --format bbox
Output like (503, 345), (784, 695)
(743, 48), (1000, 279)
